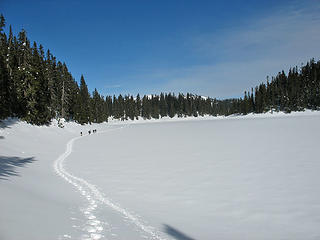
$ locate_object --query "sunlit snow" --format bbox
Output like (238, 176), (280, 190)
(1, 111), (320, 240)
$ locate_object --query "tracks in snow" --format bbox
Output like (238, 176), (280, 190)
(53, 125), (168, 240)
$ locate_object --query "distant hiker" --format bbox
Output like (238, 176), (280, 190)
(80, 131), (82, 136)
(88, 130), (91, 134)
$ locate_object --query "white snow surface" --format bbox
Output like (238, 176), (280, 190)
(1, 110), (320, 240)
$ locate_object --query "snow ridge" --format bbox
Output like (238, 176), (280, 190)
(53, 125), (168, 240)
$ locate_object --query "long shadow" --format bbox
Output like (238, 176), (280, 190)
(0, 156), (36, 180)
(163, 224), (196, 240)
(0, 118), (19, 129)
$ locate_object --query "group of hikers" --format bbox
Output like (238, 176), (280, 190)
(80, 129), (97, 136)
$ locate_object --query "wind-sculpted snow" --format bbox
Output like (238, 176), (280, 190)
(53, 125), (169, 240)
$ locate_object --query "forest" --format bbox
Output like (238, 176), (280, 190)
(1, 14), (320, 125)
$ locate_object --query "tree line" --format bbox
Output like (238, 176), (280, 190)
(233, 60), (320, 114)
(1, 14), (320, 125)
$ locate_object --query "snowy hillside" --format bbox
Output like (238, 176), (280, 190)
(1, 111), (320, 240)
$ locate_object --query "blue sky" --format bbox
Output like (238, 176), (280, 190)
(1, 0), (320, 98)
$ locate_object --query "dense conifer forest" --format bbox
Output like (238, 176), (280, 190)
(1, 14), (320, 125)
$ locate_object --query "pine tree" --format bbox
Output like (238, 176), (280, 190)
(77, 75), (90, 124)
(135, 94), (141, 119)
(159, 93), (167, 117)
(30, 41), (51, 124)
(0, 15), (11, 119)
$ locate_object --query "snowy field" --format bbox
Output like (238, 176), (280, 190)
(1, 111), (320, 240)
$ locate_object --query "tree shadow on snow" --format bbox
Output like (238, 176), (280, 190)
(163, 224), (196, 240)
(0, 118), (19, 129)
(0, 156), (36, 180)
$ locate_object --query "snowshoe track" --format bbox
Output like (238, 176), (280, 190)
(53, 125), (168, 240)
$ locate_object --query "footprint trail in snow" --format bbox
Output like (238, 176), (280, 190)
(54, 125), (169, 240)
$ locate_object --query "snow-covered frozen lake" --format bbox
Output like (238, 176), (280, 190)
(1, 112), (320, 240)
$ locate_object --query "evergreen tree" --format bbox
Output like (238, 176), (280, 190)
(135, 94), (141, 119)
(77, 75), (90, 124)
(0, 15), (10, 119)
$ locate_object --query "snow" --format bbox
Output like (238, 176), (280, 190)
(200, 95), (209, 100)
(0, 119), (111, 240)
(1, 111), (320, 240)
